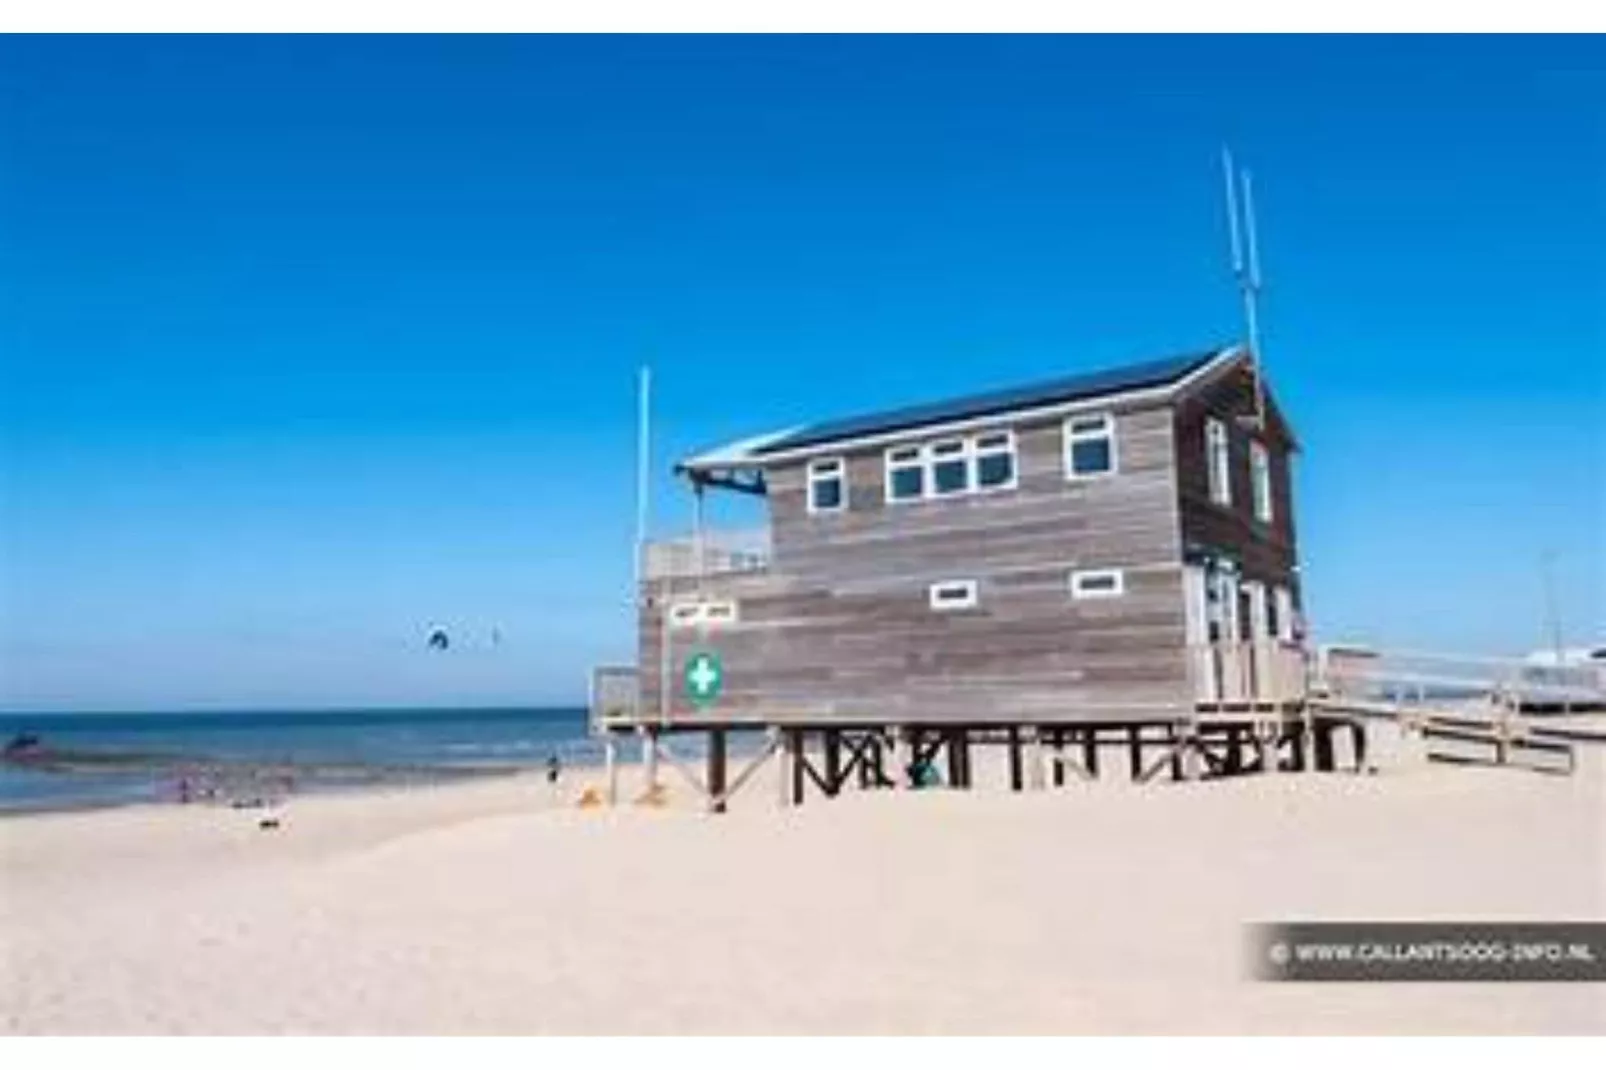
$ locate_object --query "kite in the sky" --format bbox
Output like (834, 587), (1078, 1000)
(427, 628), (451, 651)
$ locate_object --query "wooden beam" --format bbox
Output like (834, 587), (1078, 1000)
(1007, 726), (1024, 792)
(706, 728), (728, 814)
(1128, 724), (1143, 781)
(1081, 727), (1099, 778)
(788, 729), (805, 805)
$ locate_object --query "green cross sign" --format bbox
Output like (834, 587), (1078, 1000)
(683, 650), (724, 708)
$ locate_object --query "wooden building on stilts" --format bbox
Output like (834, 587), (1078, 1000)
(588, 343), (1363, 811)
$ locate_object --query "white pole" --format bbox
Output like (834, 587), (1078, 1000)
(635, 365), (651, 590)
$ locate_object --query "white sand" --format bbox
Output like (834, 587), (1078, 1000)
(2, 739), (1604, 1035)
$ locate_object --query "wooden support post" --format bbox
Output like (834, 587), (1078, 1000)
(604, 732), (619, 805)
(774, 727), (790, 809)
(788, 729), (806, 805)
(706, 728), (728, 814)
(1351, 721), (1369, 772)
(1313, 721), (1336, 772)
(960, 730), (973, 788)
(1128, 724), (1143, 781)
(1288, 724), (1307, 772)
(1223, 728), (1242, 775)
(1025, 728), (1045, 790)
(1170, 725), (1185, 782)
(1081, 727), (1099, 779)
(1007, 726), (1024, 792)
(823, 730), (843, 796)
(643, 726), (659, 790)
(1052, 729), (1066, 787)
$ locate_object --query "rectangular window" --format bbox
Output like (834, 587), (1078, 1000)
(1069, 568), (1125, 599)
(807, 457), (845, 514)
(1206, 418), (1231, 506)
(668, 600), (739, 629)
(1250, 440), (1273, 523)
(974, 430), (1016, 490)
(928, 579), (979, 611)
(885, 445), (925, 503)
(929, 439), (970, 497)
(1065, 413), (1116, 478)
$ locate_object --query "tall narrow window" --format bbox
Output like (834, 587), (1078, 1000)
(1273, 586), (1295, 642)
(1205, 418), (1231, 506)
(807, 457), (845, 514)
(929, 439), (970, 496)
(974, 431), (1017, 491)
(1249, 440), (1273, 524)
(885, 445), (925, 503)
(1065, 413), (1116, 478)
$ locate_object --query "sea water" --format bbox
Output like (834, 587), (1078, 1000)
(0, 707), (598, 812)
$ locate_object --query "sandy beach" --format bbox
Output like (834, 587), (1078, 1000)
(3, 739), (1604, 1035)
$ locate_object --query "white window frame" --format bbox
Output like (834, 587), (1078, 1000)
(1205, 418), (1232, 506)
(668, 599), (740, 630)
(1273, 586), (1295, 643)
(884, 444), (926, 504)
(928, 579), (979, 611)
(926, 438), (972, 498)
(1068, 568), (1126, 600)
(1064, 412), (1118, 480)
(1249, 439), (1273, 524)
(972, 429), (1019, 493)
(806, 457), (846, 515)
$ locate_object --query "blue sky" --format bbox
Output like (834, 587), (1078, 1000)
(1, 35), (1601, 711)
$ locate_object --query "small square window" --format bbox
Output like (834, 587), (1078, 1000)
(886, 445), (925, 503)
(807, 457), (846, 514)
(974, 430), (1016, 490)
(930, 440), (970, 496)
(1065, 413), (1117, 478)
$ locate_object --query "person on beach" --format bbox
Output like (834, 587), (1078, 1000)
(546, 752), (562, 787)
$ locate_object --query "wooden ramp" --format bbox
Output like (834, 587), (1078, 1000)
(1309, 645), (1606, 775)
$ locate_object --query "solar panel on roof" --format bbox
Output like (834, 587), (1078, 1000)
(752, 347), (1224, 455)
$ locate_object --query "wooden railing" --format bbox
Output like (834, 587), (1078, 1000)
(643, 528), (771, 582)
(1311, 646), (1606, 713)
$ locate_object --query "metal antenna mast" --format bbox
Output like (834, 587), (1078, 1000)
(1222, 147), (1268, 431)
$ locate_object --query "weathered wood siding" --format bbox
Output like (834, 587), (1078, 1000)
(1173, 362), (1300, 595)
(639, 403), (1194, 725)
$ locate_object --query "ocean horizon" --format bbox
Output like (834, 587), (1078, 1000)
(0, 706), (602, 813)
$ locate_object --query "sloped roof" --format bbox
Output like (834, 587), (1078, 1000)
(678, 344), (1239, 472)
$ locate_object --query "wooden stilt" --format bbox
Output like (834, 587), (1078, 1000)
(774, 727), (791, 808)
(823, 730), (843, 796)
(1128, 724), (1143, 781)
(1313, 720), (1335, 772)
(1052, 729), (1067, 787)
(1081, 727), (1099, 779)
(604, 732), (619, 805)
(706, 728), (728, 814)
(1007, 725), (1024, 792)
(643, 726), (660, 790)
(1288, 725), (1307, 772)
(1169, 725), (1185, 782)
(789, 729), (806, 805)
